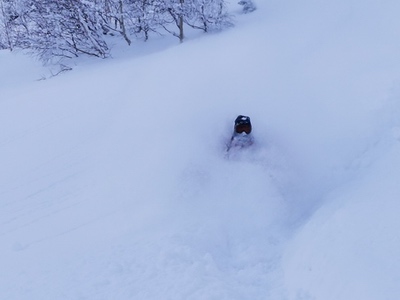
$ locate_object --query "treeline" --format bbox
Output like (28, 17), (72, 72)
(0, 0), (233, 64)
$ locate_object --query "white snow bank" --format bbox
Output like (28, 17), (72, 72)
(283, 128), (400, 300)
(0, 50), (47, 88)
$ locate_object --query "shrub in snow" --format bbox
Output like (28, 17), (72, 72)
(238, 0), (256, 14)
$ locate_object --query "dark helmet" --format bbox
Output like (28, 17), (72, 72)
(234, 115), (252, 134)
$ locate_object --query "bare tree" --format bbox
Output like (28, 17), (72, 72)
(0, 0), (234, 66)
(185, 0), (233, 33)
(27, 0), (109, 64)
(98, 0), (131, 44)
(0, 0), (13, 50)
(0, 0), (30, 50)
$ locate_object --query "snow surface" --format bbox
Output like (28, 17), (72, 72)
(1, 0), (400, 299)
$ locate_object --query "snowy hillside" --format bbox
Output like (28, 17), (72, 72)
(1, 0), (400, 299)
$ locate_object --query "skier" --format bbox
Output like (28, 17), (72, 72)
(227, 115), (254, 151)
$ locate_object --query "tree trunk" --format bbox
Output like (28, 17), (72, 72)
(179, 0), (184, 42)
(118, 0), (131, 45)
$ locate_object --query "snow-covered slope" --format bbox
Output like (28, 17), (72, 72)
(284, 131), (400, 300)
(1, 0), (400, 299)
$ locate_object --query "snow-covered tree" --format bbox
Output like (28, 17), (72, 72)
(162, 0), (232, 41)
(185, 0), (232, 33)
(122, 0), (167, 41)
(0, 0), (29, 50)
(27, 0), (109, 64)
(0, 0), (234, 65)
(0, 0), (12, 49)
(97, 0), (131, 45)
